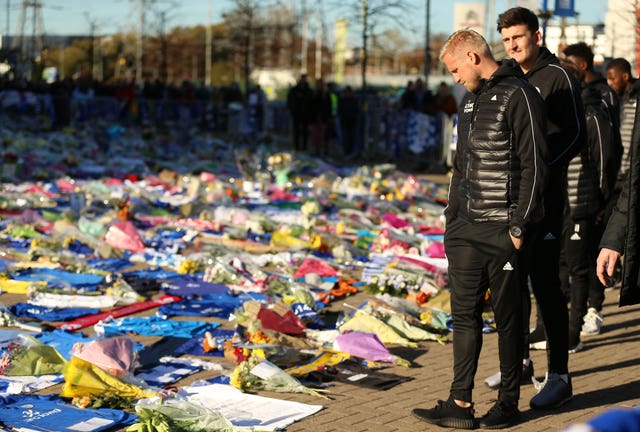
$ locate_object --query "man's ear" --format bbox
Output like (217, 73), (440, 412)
(534, 30), (542, 47)
(578, 58), (588, 71)
(466, 50), (480, 65)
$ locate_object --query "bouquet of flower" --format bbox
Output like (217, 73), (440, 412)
(230, 353), (329, 399)
(0, 334), (65, 376)
(128, 396), (255, 432)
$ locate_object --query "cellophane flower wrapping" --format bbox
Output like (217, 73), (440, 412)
(230, 354), (329, 399)
(61, 356), (156, 403)
(132, 396), (252, 432)
(0, 334), (67, 376)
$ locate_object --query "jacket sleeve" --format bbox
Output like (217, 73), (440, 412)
(589, 112), (618, 207)
(444, 150), (462, 223)
(506, 85), (549, 232)
(600, 175), (629, 253)
(444, 100), (466, 223)
(542, 65), (587, 168)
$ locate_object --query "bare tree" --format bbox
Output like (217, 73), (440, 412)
(222, 0), (262, 96)
(376, 29), (409, 74)
(330, 1), (410, 90)
(146, 1), (179, 82)
(329, 0), (412, 157)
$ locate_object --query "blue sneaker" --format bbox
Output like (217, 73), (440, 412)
(530, 372), (572, 409)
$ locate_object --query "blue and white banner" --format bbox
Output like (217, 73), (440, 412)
(554, 0), (575, 16)
(406, 112), (440, 154)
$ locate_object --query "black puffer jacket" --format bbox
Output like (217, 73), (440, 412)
(445, 60), (549, 233)
(599, 89), (640, 306)
(566, 86), (617, 219)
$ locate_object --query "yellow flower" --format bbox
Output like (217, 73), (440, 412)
(229, 367), (243, 389)
(178, 259), (198, 274)
(282, 294), (296, 305)
(248, 330), (270, 344)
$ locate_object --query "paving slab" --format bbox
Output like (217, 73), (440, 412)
(2, 283), (639, 431)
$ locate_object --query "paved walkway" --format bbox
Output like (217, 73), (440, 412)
(280, 287), (640, 431)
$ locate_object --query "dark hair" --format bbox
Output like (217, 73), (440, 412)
(496, 7), (539, 33)
(563, 42), (594, 70)
(606, 57), (632, 75)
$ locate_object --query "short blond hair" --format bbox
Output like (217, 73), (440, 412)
(439, 29), (493, 62)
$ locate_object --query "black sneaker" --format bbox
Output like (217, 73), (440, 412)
(412, 396), (476, 429)
(478, 400), (520, 429)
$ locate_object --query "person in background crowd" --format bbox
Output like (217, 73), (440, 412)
(497, 6), (586, 410)
(115, 78), (136, 124)
(606, 58), (639, 193)
(49, 76), (72, 129)
(562, 43), (623, 337)
(412, 29), (548, 430)
(286, 74), (314, 152)
(414, 78), (438, 115)
(400, 80), (416, 110)
(558, 58), (619, 354)
(310, 78), (332, 156)
(338, 85), (360, 159)
(225, 81), (243, 104)
(564, 42), (620, 131)
(327, 82), (341, 155)
(247, 84), (266, 137)
(597, 60), (640, 311)
(436, 81), (458, 117)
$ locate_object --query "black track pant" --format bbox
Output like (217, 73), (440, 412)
(523, 194), (570, 375)
(560, 215), (598, 344)
(445, 218), (524, 405)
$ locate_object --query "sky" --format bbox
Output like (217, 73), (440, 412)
(3, 0), (609, 45)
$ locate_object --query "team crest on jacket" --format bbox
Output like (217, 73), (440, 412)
(463, 101), (474, 113)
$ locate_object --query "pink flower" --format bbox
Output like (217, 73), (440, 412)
(0, 352), (11, 375)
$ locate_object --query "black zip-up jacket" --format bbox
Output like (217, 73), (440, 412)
(566, 86), (617, 219)
(588, 72), (620, 130)
(524, 47), (586, 169)
(445, 60), (549, 233)
(599, 87), (640, 306)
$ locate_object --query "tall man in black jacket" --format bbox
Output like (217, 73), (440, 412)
(497, 7), (587, 410)
(411, 29), (549, 430)
(562, 44), (622, 336)
(597, 97), (640, 306)
(559, 59), (619, 352)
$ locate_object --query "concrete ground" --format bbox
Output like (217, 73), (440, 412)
(283, 287), (640, 432)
